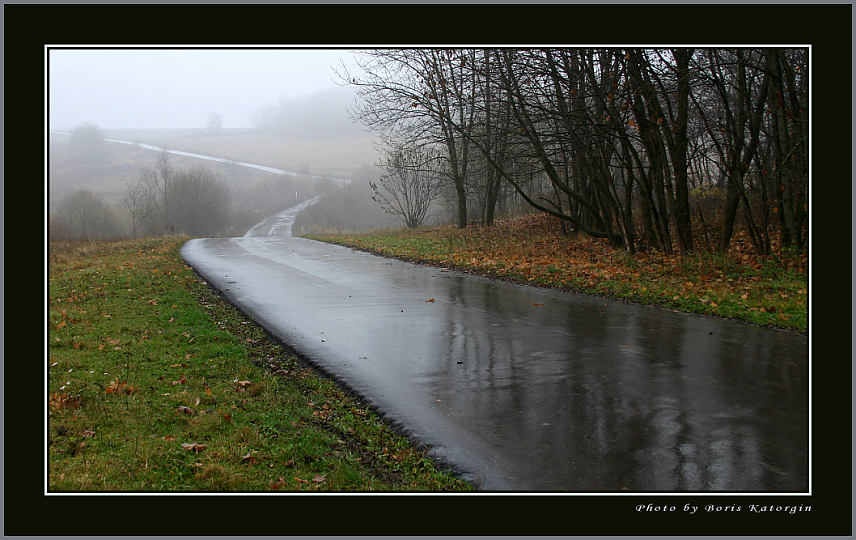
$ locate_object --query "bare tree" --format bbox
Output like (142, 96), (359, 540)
(341, 49), (477, 228)
(121, 178), (152, 238)
(207, 111), (223, 133)
(154, 151), (175, 232)
(370, 144), (441, 228)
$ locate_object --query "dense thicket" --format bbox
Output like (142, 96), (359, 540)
(344, 48), (808, 254)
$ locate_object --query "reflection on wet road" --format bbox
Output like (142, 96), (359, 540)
(181, 204), (808, 492)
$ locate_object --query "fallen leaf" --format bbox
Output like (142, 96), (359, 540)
(164, 435), (175, 441)
(177, 405), (197, 416)
(182, 442), (206, 453)
(172, 374), (189, 385)
(312, 474), (326, 483)
(107, 338), (120, 345)
(271, 477), (288, 489)
(106, 380), (128, 394)
(425, 298), (435, 303)
(532, 303), (545, 306)
(241, 452), (259, 464)
(205, 387), (212, 397)
(82, 429), (96, 438)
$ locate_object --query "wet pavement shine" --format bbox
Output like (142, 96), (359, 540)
(180, 202), (809, 492)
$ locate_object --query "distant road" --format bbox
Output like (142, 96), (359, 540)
(181, 201), (809, 492)
(49, 130), (350, 185)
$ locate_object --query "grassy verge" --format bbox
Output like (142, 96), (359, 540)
(307, 215), (808, 332)
(48, 238), (470, 492)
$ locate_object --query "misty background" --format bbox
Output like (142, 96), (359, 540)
(49, 48), (404, 240)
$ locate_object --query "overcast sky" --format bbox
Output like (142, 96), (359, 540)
(49, 48), (359, 130)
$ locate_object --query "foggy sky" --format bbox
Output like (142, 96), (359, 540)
(49, 48), (359, 130)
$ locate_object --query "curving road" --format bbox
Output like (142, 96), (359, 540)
(180, 202), (809, 492)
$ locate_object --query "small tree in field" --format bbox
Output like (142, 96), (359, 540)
(122, 177), (154, 238)
(166, 167), (230, 236)
(370, 144), (440, 229)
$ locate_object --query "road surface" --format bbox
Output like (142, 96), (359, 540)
(180, 203), (809, 492)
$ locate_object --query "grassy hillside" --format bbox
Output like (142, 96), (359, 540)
(48, 237), (470, 492)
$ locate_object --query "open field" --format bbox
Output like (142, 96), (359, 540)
(49, 136), (286, 207)
(48, 238), (470, 491)
(103, 129), (380, 179)
(308, 214), (808, 332)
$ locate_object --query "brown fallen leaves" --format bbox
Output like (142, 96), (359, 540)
(49, 392), (81, 410)
(105, 380), (137, 395)
(270, 477), (289, 489)
(295, 474), (327, 485)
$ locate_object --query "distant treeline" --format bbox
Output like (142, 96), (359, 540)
(251, 87), (364, 139)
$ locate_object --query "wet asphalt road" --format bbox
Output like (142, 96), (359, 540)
(180, 202), (809, 492)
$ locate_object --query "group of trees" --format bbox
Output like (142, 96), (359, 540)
(344, 48), (808, 254)
(122, 152), (231, 238)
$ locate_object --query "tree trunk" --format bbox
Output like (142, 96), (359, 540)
(671, 48), (694, 254)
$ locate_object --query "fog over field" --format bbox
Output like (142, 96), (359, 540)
(48, 48), (395, 240)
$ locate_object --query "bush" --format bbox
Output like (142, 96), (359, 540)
(165, 167), (231, 237)
(68, 123), (110, 162)
(50, 189), (122, 241)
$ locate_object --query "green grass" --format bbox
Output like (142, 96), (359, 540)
(306, 215), (808, 332)
(48, 238), (470, 492)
